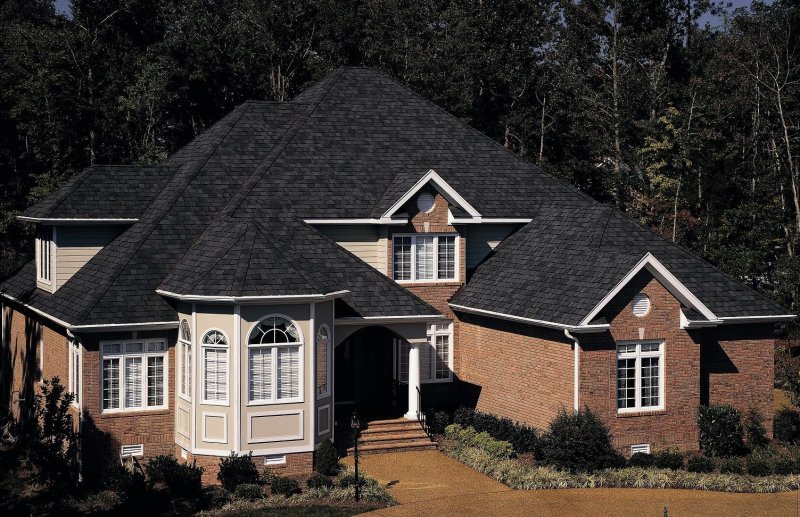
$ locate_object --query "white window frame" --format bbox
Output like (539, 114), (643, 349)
(36, 226), (53, 284)
(178, 319), (192, 401)
(100, 338), (168, 413)
(392, 233), (459, 283)
(68, 338), (82, 407)
(201, 329), (229, 405)
(316, 324), (332, 399)
(396, 321), (454, 384)
(616, 340), (665, 414)
(247, 314), (305, 406)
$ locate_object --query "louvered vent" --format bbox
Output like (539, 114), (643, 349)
(631, 293), (650, 317)
(120, 444), (144, 457)
(631, 443), (650, 455)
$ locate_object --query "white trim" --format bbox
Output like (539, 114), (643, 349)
(200, 327), (230, 406)
(381, 169), (481, 219)
(99, 338), (169, 414)
(334, 315), (444, 325)
(68, 338), (82, 408)
(233, 305), (241, 452)
(304, 218), (408, 225)
(18, 216), (138, 224)
(309, 303), (315, 448)
(579, 253), (718, 326)
(155, 289), (350, 303)
(191, 443), (314, 456)
(616, 340), (665, 414)
(447, 210), (533, 225)
(316, 323), (332, 399)
(718, 315), (797, 324)
(247, 409), (304, 443)
(191, 305), (197, 451)
(449, 303), (610, 333)
(51, 226), (58, 291)
(393, 233), (460, 283)
(70, 321), (179, 332)
(201, 412), (228, 444)
(245, 313), (305, 405)
(564, 329), (580, 411)
(317, 404), (331, 436)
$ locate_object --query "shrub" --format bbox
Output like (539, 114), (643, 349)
(218, 451), (260, 491)
(745, 450), (773, 476)
(452, 407), (540, 454)
(314, 438), (339, 475)
(427, 410), (452, 435)
(307, 473), (334, 489)
(698, 405), (744, 457)
(772, 453), (798, 475)
(719, 457), (746, 474)
(145, 455), (203, 496)
(686, 455), (714, 473)
(444, 424), (514, 458)
(271, 475), (301, 496)
(627, 452), (655, 468)
(653, 450), (684, 470)
(234, 483), (264, 501)
(539, 408), (624, 472)
(745, 409), (769, 449)
(203, 485), (230, 508)
(774, 408), (800, 443)
(27, 377), (79, 489)
(101, 462), (149, 499)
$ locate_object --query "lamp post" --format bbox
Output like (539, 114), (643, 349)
(351, 410), (361, 502)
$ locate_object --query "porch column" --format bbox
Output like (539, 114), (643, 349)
(404, 339), (424, 420)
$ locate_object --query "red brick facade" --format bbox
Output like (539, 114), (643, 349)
(182, 447), (313, 484)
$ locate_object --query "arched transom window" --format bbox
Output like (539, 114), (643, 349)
(202, 330), (228, 403)
(179, 319), (192, 399)
(248, 316), (303, 403)
(316, 325), (331, 398)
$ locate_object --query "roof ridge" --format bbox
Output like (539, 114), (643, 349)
(183, 220), (249, 295)
(232, 222), (257, 295)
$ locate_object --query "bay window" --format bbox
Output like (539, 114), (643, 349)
(248, 316), (303, 404)
(101, 339), (167, 412)
(393, 234), (457, 282)
(202, 330), (228, 404)
(617, 341), (664, 413)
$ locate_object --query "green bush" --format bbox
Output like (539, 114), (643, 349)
(745, 409), (769, 449)
(217, 451), (260, 491)
(539, 408), (624, 472)
(653, 450), (684, 470)
(28, 377), (79, 489)
(445, 424), (514, 458)
(101, 462), (149, 499)
(314, 438), (339, 475)
(271, 475), (301, 496)
(745, 450), (773, 476)
(203, 485), (230, 508)
(772, 453), (798, 475)
(698, 405), (745, 457)
(719, 457), (746, 474)
(686, 455), (715, 473)
(234, 483), (264, 501)
(307, 473), (334, 489)
(427, 410), (452, 435)
(774, 408), (800, 443)
(339, 472), (368, 488)
(627, 452), (655, 468)
(145, 454), (203, 496)
(453, 407), (540, 455)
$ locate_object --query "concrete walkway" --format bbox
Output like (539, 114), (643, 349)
(344, 450), (800, 516)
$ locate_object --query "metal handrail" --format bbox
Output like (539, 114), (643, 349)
(416, 386), (431, 438)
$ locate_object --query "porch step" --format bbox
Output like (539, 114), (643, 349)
(346, 417), (436, 456)
(360, 424), (422, 435)
(350, 440), (437, 455)
(359, 431), (429, 444)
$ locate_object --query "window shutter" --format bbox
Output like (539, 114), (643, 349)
(249, 348), (272, 401)
(277, 346), (300, 399)
(125, 357), (143, 408)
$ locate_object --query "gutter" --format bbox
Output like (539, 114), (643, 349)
(17, 216), (139, 225)
(449, 303), (609, 333)
(155, 289), (350, 303)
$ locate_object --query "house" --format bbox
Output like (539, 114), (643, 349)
(1, 67), (793, 480)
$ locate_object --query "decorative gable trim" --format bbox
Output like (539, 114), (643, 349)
(579, 253), (719, 326)
(381, 169), (481, 220)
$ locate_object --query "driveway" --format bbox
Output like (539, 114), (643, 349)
(344, 450), (800, 516)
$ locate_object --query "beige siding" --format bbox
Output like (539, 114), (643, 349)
(55, 225), (122, 287)
(315, 225), (383, 272)
(465, 224), (519, 269)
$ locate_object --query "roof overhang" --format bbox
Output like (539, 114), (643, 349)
(579, 253), (718, 326)
(156, 289), (350, 304)
(17, 216), (139, 225)
(680, 309), (796, 329)
(303, 218), (408, 225)
(381, 169), (481, 220)
(335, 314), (444, 326)
(449, 303), (610, 333)
(447, 210), (532, 225)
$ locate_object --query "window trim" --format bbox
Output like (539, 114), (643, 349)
(316, 324), (332, 400)
(392, 233), (459, 284)
(246, 314), (305, 406)
(100, 338), (168, 414)
(200, 328), (230, 406)
(36, 226), (53, 285)
(427, 321), (453, 383)
(616, 340), (665, 414)
(68, 338), (82, 408)
(178, 319), (192, 402)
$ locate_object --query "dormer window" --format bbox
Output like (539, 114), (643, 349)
(36, 226), (53, 284)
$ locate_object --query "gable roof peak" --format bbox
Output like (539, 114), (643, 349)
(380, 168), (481, 220)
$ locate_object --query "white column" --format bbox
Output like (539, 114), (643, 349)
(404, 342), (421, 419)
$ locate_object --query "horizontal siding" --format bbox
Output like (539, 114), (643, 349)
(55, 225), (122, 287)
(466, 224), (519, 269)
(315, 225), (383, 271)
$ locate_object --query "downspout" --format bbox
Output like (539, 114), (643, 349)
(66, 328), (83, 482)
(564, 329), (579, 412)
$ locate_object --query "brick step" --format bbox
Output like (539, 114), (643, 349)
(364, 418), (414, 426)
(347, 440), (437, 455)
(359, 431), (429, 444)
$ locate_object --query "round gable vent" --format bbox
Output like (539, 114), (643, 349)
(631, 293), (651, 317)
(417, 192), (436, 213)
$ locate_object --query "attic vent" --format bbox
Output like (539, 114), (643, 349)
(631, 443), (650, 455)
(417, 192), (435, 213)
(121, 444), (144, 457)
(631, 293), (650, 317)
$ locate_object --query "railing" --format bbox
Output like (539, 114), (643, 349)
(416, 386), (431, 438)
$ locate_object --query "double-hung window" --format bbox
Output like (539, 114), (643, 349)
(179, 319), (192, 400)
(617, 341), (664, 413)
(396, 321), (453, 383)
(36, 226), (53, 284)
(201, 330), (228, 404)
(393, 234), (457, 282)
(101, 339), (167, 412)
(248, 316), (303, 404)
(68, 339), (81, 406)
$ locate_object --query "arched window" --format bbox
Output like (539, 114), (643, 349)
(248, 316), (303, 403)
(202, 330), (228, 403)
(179, 318), (192, 399)
(316, 325), (331, 398)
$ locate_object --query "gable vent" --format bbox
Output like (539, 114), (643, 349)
(416, 192), (435, 213)
(631, 293), (650, 317)
(120, 444), (144, 457)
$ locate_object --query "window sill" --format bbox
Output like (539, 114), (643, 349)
(100, 408), (170, 418)
(396, 280), (461, 286)
(247, 399), (303, 407)
(616, 409), (666, 418)
(200, 400), (230, 407)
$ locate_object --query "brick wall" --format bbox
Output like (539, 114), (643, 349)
(182, 447), (313, 484)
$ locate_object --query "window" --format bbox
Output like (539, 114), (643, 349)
(248, 316), (303, 404)
(202, 330), (228, 403)
(316, 325), (331, 398)
(68, 340), (81, 406)
(396, 321), (453, 383)
(101, 339), (167, 412)
(617, 341), (664, 413)
(393, 234), (457, 282)
(179, 319), (192, 400)
(36, 226), (53, 284)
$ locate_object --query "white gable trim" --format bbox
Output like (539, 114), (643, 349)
(18, 216), (138, 225)
(579, 253), (718, 326)
(381, 169), (481, 219)
(449, 303), (610, 333)
(447, 210), (532, 225)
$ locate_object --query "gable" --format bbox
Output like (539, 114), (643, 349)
(380, 169), (481, 221)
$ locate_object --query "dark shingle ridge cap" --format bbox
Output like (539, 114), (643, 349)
(73, 104), (252, 322)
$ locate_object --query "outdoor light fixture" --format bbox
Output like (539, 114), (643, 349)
(351, 410), (361, 502)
